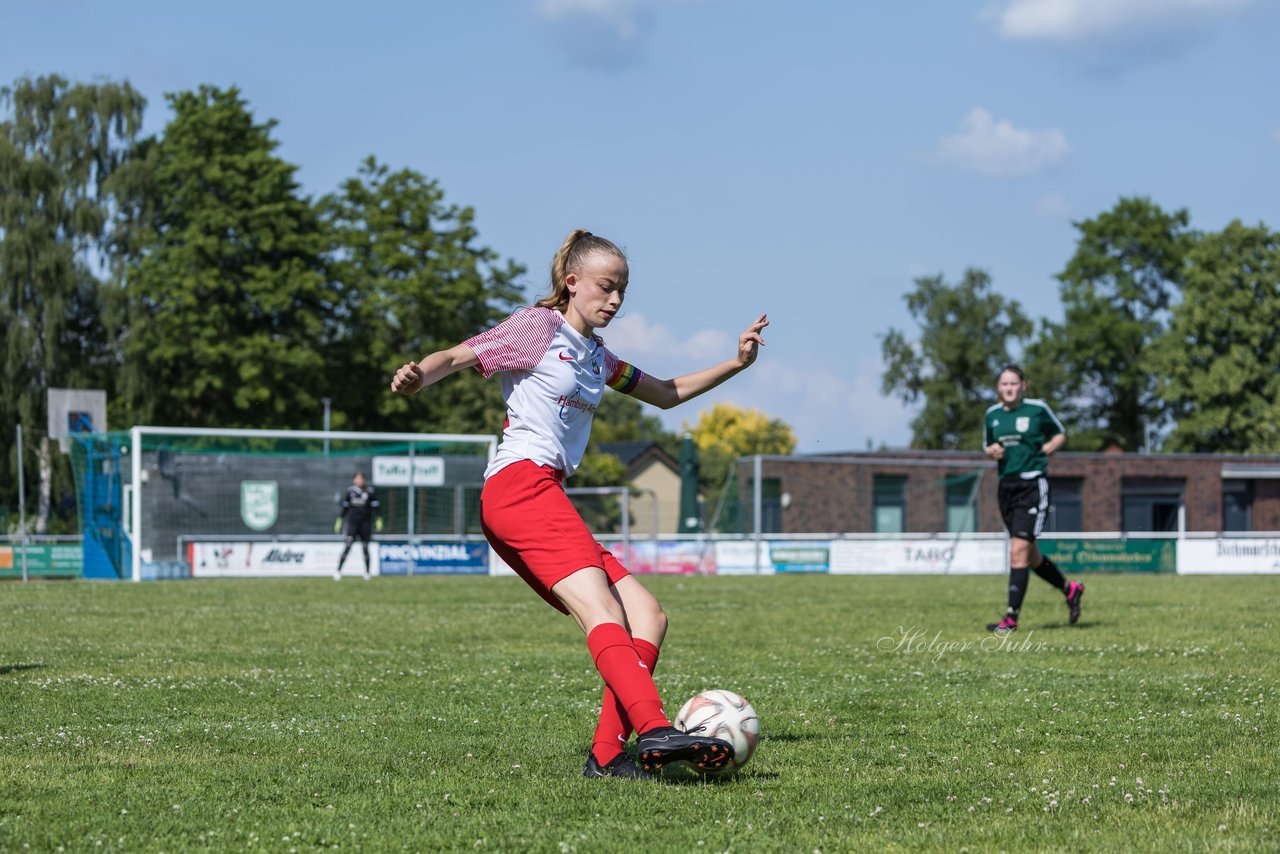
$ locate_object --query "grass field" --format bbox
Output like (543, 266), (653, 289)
(1, 573), (1277, 852)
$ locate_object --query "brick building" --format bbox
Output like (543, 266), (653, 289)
(735, 451), (1280, 535)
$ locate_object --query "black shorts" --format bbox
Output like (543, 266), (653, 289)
(997, 477), (1049, 541)
(343, 518), (372, 542)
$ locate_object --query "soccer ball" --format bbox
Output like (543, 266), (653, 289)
(674, 689), (760, 774)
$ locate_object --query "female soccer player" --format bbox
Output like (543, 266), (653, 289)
(390, 229), (768, 778)
(983, 364), (1084, 633)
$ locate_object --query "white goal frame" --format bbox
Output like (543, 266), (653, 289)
(127, 426), (497, 582)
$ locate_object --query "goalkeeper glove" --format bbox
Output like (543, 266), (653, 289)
(375, 517), (383, 533)
(333, 517), (342, 534)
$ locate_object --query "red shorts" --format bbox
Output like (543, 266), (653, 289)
(480, 460), (630, 614)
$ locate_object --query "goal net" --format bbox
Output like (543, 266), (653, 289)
(70, 427), (495, 580)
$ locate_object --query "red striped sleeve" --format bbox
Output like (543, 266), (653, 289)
(464, 307), (561, 377)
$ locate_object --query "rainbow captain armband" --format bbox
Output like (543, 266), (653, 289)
(606, 361), (644, 395)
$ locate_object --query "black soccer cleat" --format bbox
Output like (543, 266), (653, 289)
(583, 750), (650, 780)
(636, 725), (734, 773)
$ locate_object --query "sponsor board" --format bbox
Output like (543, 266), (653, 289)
(771, 543), (830, 573)
(372, 456), (445, 487)
(830, 538), (1006, 575)
(1042, 537), (1175, 574)
(625, 540), (715, 575)
(713, 540), (775, 575)
(1177, 538), (1280, 575)
(378, 542), (488, 575)
(0, 544), (83, 578)
(190, 541), (373, 577)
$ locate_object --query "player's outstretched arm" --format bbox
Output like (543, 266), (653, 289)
(390, 343), (479, 396)
(630, 314), (768, 410)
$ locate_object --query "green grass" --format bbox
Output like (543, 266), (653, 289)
(1, 574), (1277, 852)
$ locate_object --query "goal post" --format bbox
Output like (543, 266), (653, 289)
(113, 426), (497, 582)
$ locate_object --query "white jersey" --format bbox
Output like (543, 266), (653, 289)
(465, 307), (645, 479)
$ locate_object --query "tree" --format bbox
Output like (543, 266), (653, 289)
(685, 402), (796, 528)
(0, 75), (145, 532)
(1029, 197), (1193, 451)
(881, 268), (1032, 450)
(317, 157), (524, 436)
(1153, 220), (1280, 453)
(119, 86), (334, 428)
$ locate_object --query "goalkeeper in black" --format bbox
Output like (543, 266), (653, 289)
(335, 471), (381, 580)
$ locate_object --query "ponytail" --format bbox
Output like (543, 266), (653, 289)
(537, 229), (627, 311)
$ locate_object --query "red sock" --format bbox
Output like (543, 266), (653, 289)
(590, 637), (661, 764)
(585, 624), (668, 749)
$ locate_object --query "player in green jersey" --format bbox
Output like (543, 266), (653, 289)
(983, 364), (1084, 633)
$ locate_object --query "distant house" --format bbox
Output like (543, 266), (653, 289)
(597, 441), (681, 535)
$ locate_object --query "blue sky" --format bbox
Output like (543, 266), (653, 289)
(5, 0), (1278, 452)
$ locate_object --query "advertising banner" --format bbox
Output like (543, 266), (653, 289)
(830, 538), (1006, 575)
(1042, 538), (1175, 574)
(770, 543), (831, 573)
(371, 456), (445, 487)
(713, 540), (775, 575)
(624, 540), (716, 575)
(0, 544), (83, 578)
(190, 541), (371, 578)
(377, 542), (488, 575)
(1177, 538), (1280, 574)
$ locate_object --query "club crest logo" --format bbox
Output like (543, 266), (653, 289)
(241, 481), (279, 531)
(1016, 417), (1030, 432)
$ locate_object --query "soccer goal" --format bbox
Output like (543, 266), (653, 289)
(71, 427), (496, 581)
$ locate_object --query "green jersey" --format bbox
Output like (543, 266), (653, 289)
(984, 398), (1065, 480)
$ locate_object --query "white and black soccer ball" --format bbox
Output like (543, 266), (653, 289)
(674, 689), (760, 774)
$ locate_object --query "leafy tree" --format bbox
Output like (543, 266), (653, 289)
(1029, 197), (1193, 451)
(684, 401), (796, 528)
(0, 75), (145, 532)
(317, 157), (524, 436)
(118, 86), (333, 428)
(1153, 220), (1280, 453)
(881, 268), (1032, 450)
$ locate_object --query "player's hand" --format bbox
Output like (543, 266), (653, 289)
(736, 313), (768, 368)
(375, 518), (383, 533)
(333, 517), (342, 534)
(985, 442), (1004, 461)
(391, 361), (426, 395)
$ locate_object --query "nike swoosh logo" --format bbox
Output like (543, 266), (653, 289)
(558, 353), (575, 361)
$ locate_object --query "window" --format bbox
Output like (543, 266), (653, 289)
(1121, 478), (1184, 533)
(1046, 478), (1083, 532)
(945, 474), (978, 533)
(760, 477), (784, 534)
(1222, 480), (1253, 532)
(873, 475), (906, 533)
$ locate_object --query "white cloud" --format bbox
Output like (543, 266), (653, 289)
(938, 108), (1071, 178)
(993, 0), (1257, 42)
(604, 312), (731, 363)
(535, 0), (651, 69)
(1033, 193), (1072, 219)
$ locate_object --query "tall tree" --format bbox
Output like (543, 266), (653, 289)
(119, 86), (333, 428)
(1153, 220), (1280, 453)
(0, 75), (145, 532)
(881, 268), (1032, 450)
(317, 157), (524, 436)
(1029, 197), (1193, 451)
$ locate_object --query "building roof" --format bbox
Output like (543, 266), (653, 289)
(597, 441), (679, 477)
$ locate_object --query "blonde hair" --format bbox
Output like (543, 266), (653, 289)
(536, 229), (628, 312)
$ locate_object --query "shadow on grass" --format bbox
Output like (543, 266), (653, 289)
(0, 663), (45, 675)
(656, 765), (780, 786)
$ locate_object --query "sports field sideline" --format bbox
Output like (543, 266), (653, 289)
(1, 574), (1275, 851)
